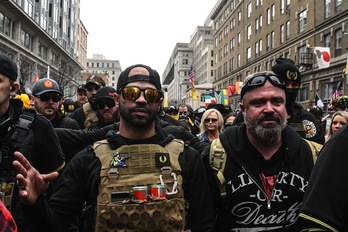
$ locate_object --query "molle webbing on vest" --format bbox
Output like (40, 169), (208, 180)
(83, 103), (97, 129)
(94, 139), (185, 232)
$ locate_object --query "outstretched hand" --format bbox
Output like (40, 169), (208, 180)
(12, 151), (59, 205)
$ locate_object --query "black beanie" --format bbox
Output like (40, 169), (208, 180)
(272, 58), (301, 84)
(0, 54), (17, 81)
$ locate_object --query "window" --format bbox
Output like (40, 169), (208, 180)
(237, 54), (241, 67)
(286, 21), (290, 39)
(336, 0), (342, 12)
(324, 33), (330, 47)
(271, 31), (275, 48)
(0, 13), (13, 37)
(267, 8), (271, 24)
(247, 3), (252, 18)
(280, 25), (284, 43)
(255, 41), (259, 55)
(259, 39), (263, 52)
(247, 47), (251, 62)
(299, 10), (307, 32)
(247, 25), (251, 40)
(38, 42), (47, 60)
(182, 59), (188, 65)
(20, 28), (32, 50)
(335, 28), (342, 56)
(238, 33), (241, 45)
(238, 11), (242, 22)
(259, 15), (263, 28)
(280, 0), (285, 14)
(325, 0), (331, 18)
(255, 18), (259, 31)
(298, 87), (308, 102)
(271, 4), (275, 20)
(266, 34), (270, 49)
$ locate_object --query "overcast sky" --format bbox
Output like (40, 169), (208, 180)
(80, 0), (217, 76)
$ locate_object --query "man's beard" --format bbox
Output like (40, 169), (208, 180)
(244, 113), (286, 142)
(119, 104), (157, 128)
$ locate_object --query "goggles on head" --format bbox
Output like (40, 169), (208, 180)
(241, 74), (286, 99)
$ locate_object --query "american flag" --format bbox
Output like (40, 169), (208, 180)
(189, 66), (195, 88)
(328, 79), (343, 109)
(189, 66), (197, 99)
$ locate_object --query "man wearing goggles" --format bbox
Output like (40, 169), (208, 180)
(203, 71), (317, 231)
(13, 64), (214, 232)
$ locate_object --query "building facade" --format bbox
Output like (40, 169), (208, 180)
(0, 0), (86, 98)
(162, 43), (193, 107)
(86, 54), (122, 88)
(211, 0), (348, 111)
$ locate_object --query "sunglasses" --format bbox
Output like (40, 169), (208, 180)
(120, 86), (162, 103)
(35, 93), (62, 102)
(86, 85), (101, 92)
(204, 118), (218, 123)
(241, 74), (286, 98)
(97, 100), (115, 109)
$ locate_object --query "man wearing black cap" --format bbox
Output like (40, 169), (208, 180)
(31, 78), (80, 130)
(74, 84), (88, 108)
(89, 86), (119, 129)
(0, 54), (65, 231)
(272, 58), (325, 144)
(13, 64), (214, 232)
(202, 71), (318, 231)
(69, 75), (106, 129)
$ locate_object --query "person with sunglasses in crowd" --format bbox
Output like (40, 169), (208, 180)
(232, 59), (325, 145)
(202, 71), (316, 231)
(198, 108), (224, 143)
(0, 54), (65, 232)
(89, 86), (119, 130)
(31, 78), (80, 130)
(12, 64), (214, 232)
(69, 75), (106, 129)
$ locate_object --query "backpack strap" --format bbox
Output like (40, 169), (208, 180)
(11, 110), (36, 149)
(303, 139), (322, 163)
(209, 138), (227, 197)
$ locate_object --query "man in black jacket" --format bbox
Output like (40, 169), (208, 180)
(0, 54), (65, 232)
(13, 64), (214, 232)
(203, 71), (317, 231)
(31, 78), (80, 130)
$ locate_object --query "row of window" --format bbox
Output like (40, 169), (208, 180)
(87, 62), (117, 68)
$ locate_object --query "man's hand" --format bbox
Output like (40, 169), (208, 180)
(12, 151), (59, 205)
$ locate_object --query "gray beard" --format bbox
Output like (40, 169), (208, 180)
(244, 116), (286, 142)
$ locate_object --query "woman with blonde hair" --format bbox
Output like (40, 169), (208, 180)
(198, 108), (224, 143)
(325, 110), (348, 142)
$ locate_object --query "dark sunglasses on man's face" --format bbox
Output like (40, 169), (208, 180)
(35, 93), (62, 102)
(120, 86), (162, 103)
(97, 100), (115, 109)
(86, 85), (101, 92)
(241, 74), (286, 97)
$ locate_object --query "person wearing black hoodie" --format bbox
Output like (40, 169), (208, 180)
(232, 58), (325, 145)
(203, 71), (316, 231)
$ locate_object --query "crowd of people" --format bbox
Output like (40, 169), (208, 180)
(1, 52), (348, 231)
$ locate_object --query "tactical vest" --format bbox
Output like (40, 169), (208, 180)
(0, 109), (36, 212)
(83, 102), (98, 129)
(94, 138), (186, 232)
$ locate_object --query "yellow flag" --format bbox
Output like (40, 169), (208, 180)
(345, 56), (348, 75)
